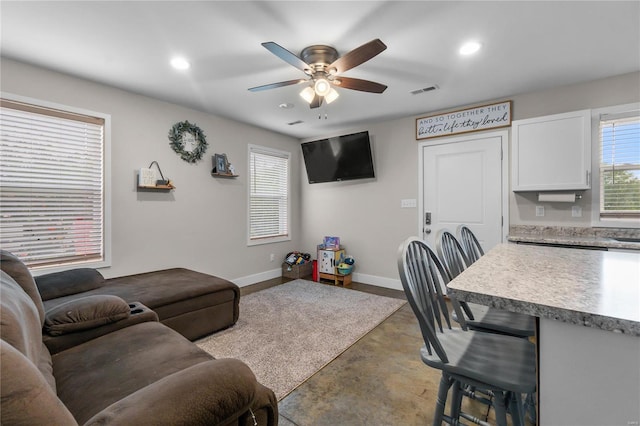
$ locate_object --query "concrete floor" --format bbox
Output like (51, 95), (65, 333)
(244, 278), (534, 426)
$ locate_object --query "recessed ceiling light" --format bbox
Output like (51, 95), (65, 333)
(170, 57), (190, 70)
(279, 103), (294, 109)
(459, 41), (481, 56)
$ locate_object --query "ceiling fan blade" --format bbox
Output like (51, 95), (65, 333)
(248, 79), (307, 92)
(335, 77), (387, 93)
(310, 94), (323, 109)
(262, 42), (312, 73)
(328, 39), (387, 75)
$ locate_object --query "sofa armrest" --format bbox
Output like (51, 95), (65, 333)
(84, 358), (260, 426)
(44, 302), (158, 354)
(35, 268), (105, 300)
(45, 295), (131, 336)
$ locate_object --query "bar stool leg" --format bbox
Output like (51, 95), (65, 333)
(434, 374), (454, 426)
(493, 391), (509, 426)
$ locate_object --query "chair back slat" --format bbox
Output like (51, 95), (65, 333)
(406, 242), (441, 333)
(436, 230), (471, 280)
(458, 225), (485, 264)
(437, 230), (478, 321)
(398, 237), (469, 364)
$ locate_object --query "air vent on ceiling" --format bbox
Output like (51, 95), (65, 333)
(410, 85), (439, 95)
(287, 120), (304, 126)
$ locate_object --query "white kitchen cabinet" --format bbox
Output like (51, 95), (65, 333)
(511, 109), (591, 191)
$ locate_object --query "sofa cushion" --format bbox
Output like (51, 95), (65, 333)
(1, 272), (43, 365)
(44, 295), (131, 336)
(53, 321), (214, 424)
(35, 268), (106, 301)
(84, 359), (259, 425)
(0, 250), (45, 324)
(0, 340), (77, 426)
(77, 268), (238, 310)
(1, 271), (58, 392)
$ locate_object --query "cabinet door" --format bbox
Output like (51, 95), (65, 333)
(318, 250), (333, 273)
(512, 109), (591, 191)
(318, 249), (346, 274)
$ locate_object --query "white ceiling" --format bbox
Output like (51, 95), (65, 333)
(1, 1), (639, 139)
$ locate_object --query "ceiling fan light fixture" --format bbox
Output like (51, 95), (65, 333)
(459, 41), (481, 56)
(300, 86), (315, 103)
(314, 78), (331, 97)
(170, 57), (191, 70)
(325, 88), (339, 104)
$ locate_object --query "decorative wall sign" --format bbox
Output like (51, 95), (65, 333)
(416, 101), (512, 140)
(168, 121), (208, 163)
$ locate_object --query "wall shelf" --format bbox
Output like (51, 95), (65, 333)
(137, 184), (175, 192)
(211, 172), (238, 178)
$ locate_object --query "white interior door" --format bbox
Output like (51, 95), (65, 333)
(420, 131), (506, 254)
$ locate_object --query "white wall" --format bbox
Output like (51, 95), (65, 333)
(1, 59), (302, 284)
(2, 58), (638, 289)
(299, 119), (419, 289)
(300, 72), (640, 289)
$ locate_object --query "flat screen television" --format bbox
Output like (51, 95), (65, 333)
(301, 131), (375, 184)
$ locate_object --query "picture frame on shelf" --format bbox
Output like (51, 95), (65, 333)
(214, 153), (228, 174)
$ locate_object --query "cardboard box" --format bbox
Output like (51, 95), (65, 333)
(282, 262), (313, 279)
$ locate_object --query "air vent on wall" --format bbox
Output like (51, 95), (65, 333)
(287, 120), (304, 126)
(410, 85), (439, 95)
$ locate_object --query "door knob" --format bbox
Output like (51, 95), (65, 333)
(424, 228), (432, 234)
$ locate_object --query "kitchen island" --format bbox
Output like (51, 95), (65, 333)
(447, 243), (640, 426)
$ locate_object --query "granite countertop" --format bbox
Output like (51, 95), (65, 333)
(507, 234), (640, 250)
(447, 243), (640, 336)
(508, 225), (640, 250)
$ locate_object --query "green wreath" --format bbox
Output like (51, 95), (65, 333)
(168, 121), (208, 163)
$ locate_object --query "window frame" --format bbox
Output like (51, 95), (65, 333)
(0, 92), (112, 272)
(590, 102), (640, 228)
(247, 144), (291, 246)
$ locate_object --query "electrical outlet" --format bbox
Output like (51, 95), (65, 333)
(269, 253), (275, 262)
(401, 199), (417, 208)
(536, 205), (545, 217)
(572, 206), (582, 217)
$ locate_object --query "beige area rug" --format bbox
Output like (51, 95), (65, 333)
(196, 279), (406, 400)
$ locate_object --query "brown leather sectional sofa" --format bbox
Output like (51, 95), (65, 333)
(0, 250), (278, 425)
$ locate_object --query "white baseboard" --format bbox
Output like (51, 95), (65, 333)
(232, 268), (281, 287)
(352, 272), (403, 291)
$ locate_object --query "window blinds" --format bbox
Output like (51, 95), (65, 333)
(599, 112), (640, 218)
(0, 99), (105, 267)
(249, 147), (289, 240)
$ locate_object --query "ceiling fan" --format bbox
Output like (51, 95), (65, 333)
(248, 39), (387, 109)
